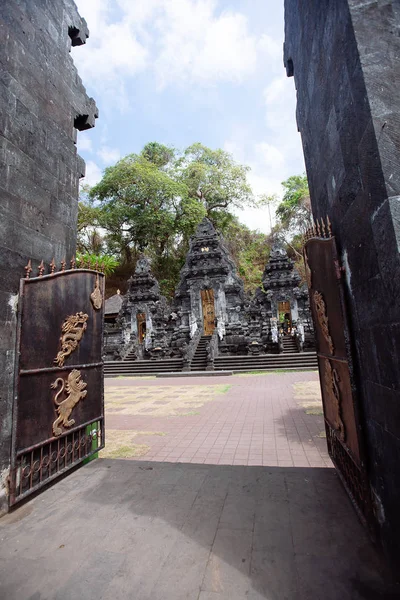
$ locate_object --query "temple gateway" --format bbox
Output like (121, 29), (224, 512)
(104, 218), (316, 374)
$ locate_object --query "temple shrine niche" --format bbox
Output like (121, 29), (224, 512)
(104, 220), (315, 366)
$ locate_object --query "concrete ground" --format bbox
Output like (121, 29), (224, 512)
(0, 373), (398, 599)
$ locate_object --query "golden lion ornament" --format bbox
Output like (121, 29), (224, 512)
(50, 369), (87, 437)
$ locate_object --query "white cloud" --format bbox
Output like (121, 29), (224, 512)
(256, 142), (285, 172)
(72, 0), (279, 98)
(72, 0), (148, 103)
(223, 75), (305, 233)
(77, 135), (93, 153)
(82, 160), (103, 187)
(258, 34), (281, 63)
(98, 146), (121, 164)
(152, 2), (258, 89)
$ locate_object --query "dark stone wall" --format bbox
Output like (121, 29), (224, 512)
(0, 0), (97, 511)
(284, 0), (400, 562)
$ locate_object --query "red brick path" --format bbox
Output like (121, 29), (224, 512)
(104, 372), (332, 468)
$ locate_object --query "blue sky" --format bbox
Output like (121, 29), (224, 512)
(72, 0), (305, 233)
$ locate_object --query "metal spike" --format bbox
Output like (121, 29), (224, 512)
(327, 215), (333, 237)
(95, 261), (99, 272)
(316, 219), (321, 237)
(38, 260), (45, 277)
(50, 258), (56, 274)
(60, 259), (66, 272)
(311, 221), (316, 237)
(321, 218), (326, 238)
(24, 259), (32, 279)
(70, 256), (76, 269)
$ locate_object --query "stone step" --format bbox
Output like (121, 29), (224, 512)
(214, 357), (318, 369)
(215, 364), (317, 371)
(214, 358), (317, 366)
(105, 364), (184, 371)
(104, 352), (318, 376)
(214, 354), (317, 365)
(215, 352), (317, 362)
(105, 359), (183, 363)
(104, 358), (184, 376)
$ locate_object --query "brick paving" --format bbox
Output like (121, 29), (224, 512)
(104, 371), (331, 468)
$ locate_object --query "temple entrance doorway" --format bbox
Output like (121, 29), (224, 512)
(137, 312), (146, 344)
(278, 300), (292, 333)
(201, 289), (215, 335)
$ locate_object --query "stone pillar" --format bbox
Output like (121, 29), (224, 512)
(284, 0), (400, 563)
(0, 0), (97, 513)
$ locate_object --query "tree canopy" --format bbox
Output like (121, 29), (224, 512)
(77, 141), (310, 297)
(275, 174), (311, 234)
(272, 173), (311, 282)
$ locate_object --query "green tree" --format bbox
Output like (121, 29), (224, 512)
(77, 184), (104, 254)
(79, 142), (272, 297)
(223, 218), (270, 293)
(88, 151), (205, 262)
(141, 141), (175, 168)
(266, 174), (312, 285)
(174, 143), (257, 217)
(275, 174), (311, 234)
(76, 252), (118, 276)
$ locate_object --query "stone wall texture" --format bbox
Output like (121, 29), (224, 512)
(0, 0), (97, 512)
(284, 0), (400, 562)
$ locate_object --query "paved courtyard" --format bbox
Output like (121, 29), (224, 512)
(0, 372), (398, 599)
(102, 371), (331, 467)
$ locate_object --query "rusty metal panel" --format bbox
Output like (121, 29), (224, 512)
(10, 269), (105, 505)
(304, 233), (371, 523)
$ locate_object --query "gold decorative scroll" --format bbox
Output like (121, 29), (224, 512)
(313, 290), (334, 354)
(90, 273), (102, 310)
(324, 360), (345, 441)
(51, 369), (87, 436)
(54, 312), (88, 367)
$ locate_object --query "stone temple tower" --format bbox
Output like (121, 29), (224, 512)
(258, 243), (310, 328)
(174, 217), (245, 343)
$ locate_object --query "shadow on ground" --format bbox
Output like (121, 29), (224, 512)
(0, 460), (399, 600)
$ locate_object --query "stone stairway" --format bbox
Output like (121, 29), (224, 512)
(281, 336), (298, 353)
(213, 351), (318, 372)
(104, 356), (183, 377)
(190, 335), (211, 371)
(104, 343), (318, 376)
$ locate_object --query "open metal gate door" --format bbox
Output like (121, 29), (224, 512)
(9, 267), (105, 506)
(304, 221), (371, 524)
